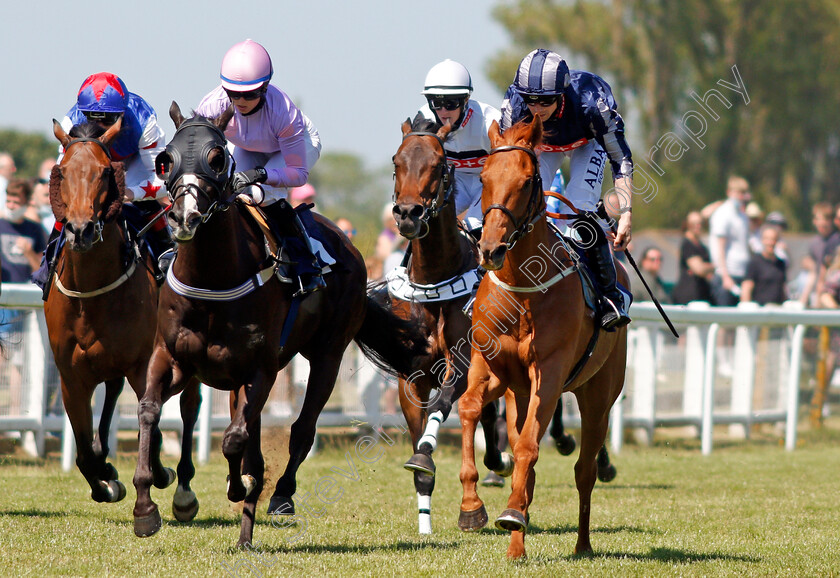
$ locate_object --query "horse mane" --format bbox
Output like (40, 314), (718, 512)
(410, 115), (440, 134)
(68, 122), (106, 139)
(502, 120), (543, 148)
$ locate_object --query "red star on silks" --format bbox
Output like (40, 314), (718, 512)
(140, 182), (161, 199)
(79, 73), (125, 100)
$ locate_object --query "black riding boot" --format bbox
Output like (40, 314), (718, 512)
(575, 211), (630, 331)
(262, 200), (325, 296)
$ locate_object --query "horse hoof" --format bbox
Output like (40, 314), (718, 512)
(134, 508), (162, 537)
(597, 463), (617, 483)
(154, 467), (176, 490)
(494, 452), (514, 478)
(555, 433), (576, 456)
(267, 495), (295, 516)
(107, 480), (127, 502)
(404, 453), (436, 476)
(172, 488), (199, 522)
(458, 505), (488, 532)
(495, 508), (528, 533)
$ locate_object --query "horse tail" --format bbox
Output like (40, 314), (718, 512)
(354, 293), (428, 378)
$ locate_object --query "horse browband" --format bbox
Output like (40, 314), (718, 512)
(65, 137), (111, 159)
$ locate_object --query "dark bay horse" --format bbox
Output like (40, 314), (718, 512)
(46, 120), (201, 519)
(132, 103), (426, 547)
(456, 116), (628, 559)
(390, 118), (509, 533)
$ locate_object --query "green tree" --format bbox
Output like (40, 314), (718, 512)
(0, 129), (57, 178)
(489, 0), (840, 230)
(308, 152), (391, 257)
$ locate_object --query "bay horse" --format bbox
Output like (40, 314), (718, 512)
(46, 120), (201, 520)
(390, 118), (510, 533)
(132, 103), (426, 547)
(456, 116), (628, 559)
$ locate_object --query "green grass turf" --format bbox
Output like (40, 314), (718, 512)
(1, 422), (839, 577)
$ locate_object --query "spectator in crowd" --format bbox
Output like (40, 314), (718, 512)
(709, 175), (751, 306)
(335, 217), (356, 241)
(1, 179), (47, 282)
(289, 183), (316, 209)
(631, 246), (670, 304)
(800, 202), (838, 307)
(25, 158), (57, 232)
(789, 254), (816, 304)
(764, 211), (789, 262)
(0, 152), (17, 217)
(745, 201), (764, 253)
(740, 225), (787, 305)
(671, 211), (715, 305)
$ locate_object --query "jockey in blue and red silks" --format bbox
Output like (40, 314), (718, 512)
(33, 72), (174, 292)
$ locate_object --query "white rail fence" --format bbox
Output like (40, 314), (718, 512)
(0, 283), (837, 470)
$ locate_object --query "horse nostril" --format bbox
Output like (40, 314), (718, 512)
(187, 214), (202, 230)
(408, 205), (424, 219)
(491, 245), (507, 263)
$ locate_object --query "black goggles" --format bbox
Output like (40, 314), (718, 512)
(522, 94), (558, 106)
(427, 96), (465, 111)
(225, 87), (265, 101)
(83, 111), (122, 126)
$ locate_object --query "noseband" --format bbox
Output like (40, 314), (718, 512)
(482, 145), (545, 249)
(394, 131), (456, 238)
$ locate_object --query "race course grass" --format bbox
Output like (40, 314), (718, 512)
(1, 423), (840, 577)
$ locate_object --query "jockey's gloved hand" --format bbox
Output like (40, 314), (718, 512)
(231, 168), (268, 191)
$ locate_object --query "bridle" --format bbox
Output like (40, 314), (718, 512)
(394, 131), (456, 239)
(482, 145), (545, 249)
(59, 137), (117, 246)
(160, 118), (237, 225)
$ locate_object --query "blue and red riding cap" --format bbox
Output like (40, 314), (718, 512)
(76, 72), (129, 113)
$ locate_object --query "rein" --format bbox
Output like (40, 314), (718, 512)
(396, 131), (456, 239)
(482, 145), (545, 249)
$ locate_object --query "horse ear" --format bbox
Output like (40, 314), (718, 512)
(401, 118), (412, 137)
(170, 101), (185, 129)
(436, 123), (453, 141)
(488, 120), (503, 147)
(216, 105), (235, 132)
(53, 119), (71, 148)
(527, 115), (543, 148)
(100, 116), (123, 147)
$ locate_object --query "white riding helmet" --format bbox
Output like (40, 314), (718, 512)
(422, 60), (473, 96)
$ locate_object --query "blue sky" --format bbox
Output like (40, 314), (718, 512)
(2, 0), (509, 169)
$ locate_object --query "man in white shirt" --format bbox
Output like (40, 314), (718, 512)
(709, 175), (752, 306)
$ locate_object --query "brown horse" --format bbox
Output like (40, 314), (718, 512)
(132, 104), (426, 547)
(46, 120), (201, 519)
(390, 118), (509, 533)
(456, 116), (628, 559)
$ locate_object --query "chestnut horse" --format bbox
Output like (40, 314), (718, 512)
(390, 118), (509, 533)
(46, 120), (201, 519)
(132, 104), (426, 547)
(456, 116), (628, 559)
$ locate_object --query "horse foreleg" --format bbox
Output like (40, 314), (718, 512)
(238, 413), (265, 548)
(223, 385), (256, 504)
(91, 378), (125, 496)
(62, 378), (124, 503)
(497, 376), (558, 560)
(457, 354), (493, 532)
(172, 377), (201, 523)
(398, 375), (435, 534)
(269, 352), (342, 516)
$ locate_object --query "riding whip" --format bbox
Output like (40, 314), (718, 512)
(596, 202), (680, 338)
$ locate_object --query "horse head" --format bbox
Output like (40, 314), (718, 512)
(392, 119), (454, 239)
(478, 116), (544, 270)
(158, 101), (235, 242)
(52, 119), (126, 252)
